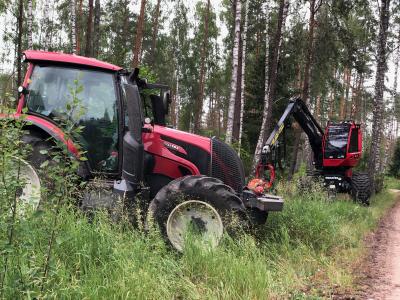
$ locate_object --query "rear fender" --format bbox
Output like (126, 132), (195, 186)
(0, 113), (80, 157)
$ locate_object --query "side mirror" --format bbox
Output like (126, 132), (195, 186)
(161, 90), (171, 115)
(18, 86), (29, 96)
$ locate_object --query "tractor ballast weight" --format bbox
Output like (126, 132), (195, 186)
(1, 50), (283, 251)
(257, 97), (370, 204)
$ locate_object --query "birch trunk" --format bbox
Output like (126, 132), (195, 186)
(42, 1), (50, 50)
(71, 0), (77, 53)
(250, 1), (270, 164)
(383, 27), (400, 171)
(193, 0), (211, 134)
(368, 0), (391, 191)
(16, 0), (23, 86)
(132, 0), (147, 68)
(238, 0), (250, 155)
(394, 27), (400, 138)
(175, 66), (180, 128)
(225, 0), (242, 144)
(27, 0), (33, 49)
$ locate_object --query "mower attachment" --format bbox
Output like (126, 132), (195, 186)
(242, 190), (284, 212)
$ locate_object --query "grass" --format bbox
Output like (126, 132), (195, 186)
(0, 178), (398, 299)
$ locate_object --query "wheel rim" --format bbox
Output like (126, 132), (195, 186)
(7, 157), (41, 214)
(166, 200), (223, 252)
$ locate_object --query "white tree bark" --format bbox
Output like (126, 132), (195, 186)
(394, 27), (400, 137)
(252, 2), (271, 169)
(175, 66), (180, 128)
(27, 0), (33, 49)
(369, 0), (391, 189)
(71, 0), (77, 53)
(225, 0), (242, 144)
(238, 0), (249, 155)
(383, 26), (400, 170)
(42, 1), (50, 50)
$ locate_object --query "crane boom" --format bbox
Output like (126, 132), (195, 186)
(262, 97), (324, 168)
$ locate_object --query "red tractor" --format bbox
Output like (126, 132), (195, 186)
(1, 50), (283, 251)
(256, 97), (371, 204)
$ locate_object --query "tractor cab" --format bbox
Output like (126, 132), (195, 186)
(322, 122), (362, 168)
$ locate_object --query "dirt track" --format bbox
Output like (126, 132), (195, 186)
(360, 190), (400, 300)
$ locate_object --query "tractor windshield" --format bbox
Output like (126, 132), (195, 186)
(324, 124), (349, 159)
(26, 65), (119, 172)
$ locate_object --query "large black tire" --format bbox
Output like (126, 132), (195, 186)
(147, 175), (246, 250)
(350, 172), (371, 206)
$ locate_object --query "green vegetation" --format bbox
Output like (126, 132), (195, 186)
(389, 138), (400, 179)
(1, 170), (397, 298)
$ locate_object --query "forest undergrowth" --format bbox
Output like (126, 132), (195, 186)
(0, 111), (397, 299)
(0, 161), (397, 298)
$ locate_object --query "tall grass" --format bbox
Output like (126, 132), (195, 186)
(0, 173), (397, 298)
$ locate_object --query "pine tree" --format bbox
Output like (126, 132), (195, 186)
(132, 0), (146, 68)
(85, 0), (94, 57)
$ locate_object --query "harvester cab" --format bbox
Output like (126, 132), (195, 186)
(2, 50), (284, 251)
(255, 97), (371, 204)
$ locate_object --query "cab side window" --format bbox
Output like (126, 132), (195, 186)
(27, 66), (119, 172)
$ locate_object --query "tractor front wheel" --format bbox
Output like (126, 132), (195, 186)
(147, 175), (246, 251)
(350, 172), (371, 206)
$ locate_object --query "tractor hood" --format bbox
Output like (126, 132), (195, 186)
(143, 124), (245, 193)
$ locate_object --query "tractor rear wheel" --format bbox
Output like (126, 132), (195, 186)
(147, 175), (246, 251)
(350, 172), (371, 206)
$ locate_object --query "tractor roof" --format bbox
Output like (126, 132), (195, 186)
(23, 50), (123, 72)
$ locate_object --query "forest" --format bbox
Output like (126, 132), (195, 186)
(0, 0), (398, 178)
(1, 0), (400, 298)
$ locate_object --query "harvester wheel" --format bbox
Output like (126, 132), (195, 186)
(147, 175), (246, 251)
(350, 172), (371, 206)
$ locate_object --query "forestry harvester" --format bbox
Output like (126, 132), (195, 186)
(1, 51), (283, 251)
(252, 97), (371, 205)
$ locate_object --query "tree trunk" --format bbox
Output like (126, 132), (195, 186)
(252, 0), (287, 171)
(251, 1), (271, 170)
(288, 0), (319, 180)
(238, 0), (250, 155)
(368, 0), (391, 191)
(132, 0), (147, 68)
(393, 28), (400, 138)
(344, 68), (351, 119)
(85, 0), (94, 57)
(175, 66), (180, 128)
(76, 0), (83, 54)
(193, 0), (211, 134)
(150, 0), (161, 66)
(71, 0), (77, 53)
(16, 0), (23, 86)
(93, 0), (100, 57)
(232, 29), (243, 141)
(42, 1), (50, 50)
(339, 69), (346, 120)
(225, 0), (242, 143)
(315, 95), (321, 122)
(27, 0), (33, 49)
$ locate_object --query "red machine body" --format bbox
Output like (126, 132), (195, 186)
(6, 50), (247, 199)
(322, 122), (362, 168)
(258, 97), (370, 203)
